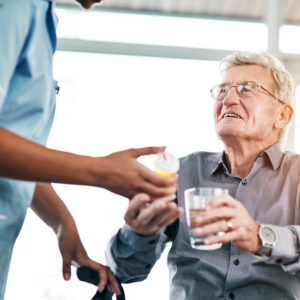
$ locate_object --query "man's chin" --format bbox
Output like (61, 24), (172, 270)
(217, 128), (243, 141)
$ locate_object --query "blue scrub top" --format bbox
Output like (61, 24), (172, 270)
(0, 0), (58, 298)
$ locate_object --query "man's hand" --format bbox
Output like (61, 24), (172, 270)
(95, 147), (177, 199)
(124, 193), (183, 235)
(191, 195), (261, 253)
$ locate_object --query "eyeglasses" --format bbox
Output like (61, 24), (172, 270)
(210, 81), (284, 104)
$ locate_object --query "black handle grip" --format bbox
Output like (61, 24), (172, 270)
(77, 266), (125, 300)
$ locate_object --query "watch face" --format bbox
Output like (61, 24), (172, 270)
(261, 227), (276, 243)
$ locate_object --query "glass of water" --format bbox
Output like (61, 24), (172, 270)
(185, 187), (228, 250)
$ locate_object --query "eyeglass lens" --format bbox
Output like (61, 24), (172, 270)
(212, 81), (258, 100)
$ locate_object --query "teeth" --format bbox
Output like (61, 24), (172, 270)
(223, 113), (241, 119)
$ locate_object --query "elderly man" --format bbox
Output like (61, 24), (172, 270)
(106, 51), (300, 299)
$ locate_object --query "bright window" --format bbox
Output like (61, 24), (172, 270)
(280, 25), (300, 54)
(56, 8), (268, 51)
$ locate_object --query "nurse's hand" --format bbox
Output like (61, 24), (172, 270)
(124, 193), (183, 235)
(31, 184), (120, 294)
(0, 129), (176, 199)
(94, 147), (177, 199)
(56, 221), (120, 295)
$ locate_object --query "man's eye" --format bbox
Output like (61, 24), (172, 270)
(219, 86), (228, 93)
(240, 85), (252, 93)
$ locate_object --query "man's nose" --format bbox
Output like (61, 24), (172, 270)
(222, 86), (240, 105)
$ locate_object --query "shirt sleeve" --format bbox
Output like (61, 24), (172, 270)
(259, 225), (300, 276)
(0, 0), (31, 108)
(105, 225), (169, 283)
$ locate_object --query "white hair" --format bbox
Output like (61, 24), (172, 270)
(220, 51), (295, 149)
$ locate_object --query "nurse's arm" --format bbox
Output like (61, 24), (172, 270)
(0, 127), (176, 198)
(30, 183), (121, 294)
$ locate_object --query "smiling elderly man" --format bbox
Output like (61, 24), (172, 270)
(106, 51), (300, 300)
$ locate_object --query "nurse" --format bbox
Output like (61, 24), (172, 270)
(0, 0), (177, 299)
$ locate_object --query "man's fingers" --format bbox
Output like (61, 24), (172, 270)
(125, 193), (150, 221)
(137, 200), (172, 225)
(126, 194), (179, 235)
(193, 219), (229, 236)
(155, 205), (183, 227)
(151, 193), (177, 203)
(145, 206), (183, 234)
(206, 195), (238, 209)
(192, 207), (236, 227)
(204, 230), (239, 245)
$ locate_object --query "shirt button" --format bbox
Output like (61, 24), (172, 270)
(229, 292), (235, 299)
(233, 259), (240, 265)
(242, 179), (247, 185)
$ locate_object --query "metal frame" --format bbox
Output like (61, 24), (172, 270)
(57, 39), (233, 61)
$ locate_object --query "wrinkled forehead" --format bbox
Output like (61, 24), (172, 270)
(222, 64), (274, 87)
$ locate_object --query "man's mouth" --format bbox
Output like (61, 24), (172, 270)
(222, 113), (242, 119)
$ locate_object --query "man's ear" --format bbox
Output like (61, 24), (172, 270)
(274, 104), (294, 129)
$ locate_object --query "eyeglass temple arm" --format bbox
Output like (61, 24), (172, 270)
(259, 85), (284, 104)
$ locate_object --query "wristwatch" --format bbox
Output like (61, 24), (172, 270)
(255, 224), (277, 257)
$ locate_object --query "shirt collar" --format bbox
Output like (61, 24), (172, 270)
(261, 142), (284, 170)
(209, 152), (229, 176)
(209, 141), (284, 176)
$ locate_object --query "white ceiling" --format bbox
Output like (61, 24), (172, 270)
(55, 0), (300, 24)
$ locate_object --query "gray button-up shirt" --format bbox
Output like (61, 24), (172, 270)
(106, 143), (300, 300)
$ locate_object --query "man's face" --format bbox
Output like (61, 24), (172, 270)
(214, 64), (282, 144)
(75, 0), (102, 9)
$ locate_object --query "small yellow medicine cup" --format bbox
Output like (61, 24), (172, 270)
(154, 152), (179, 177)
